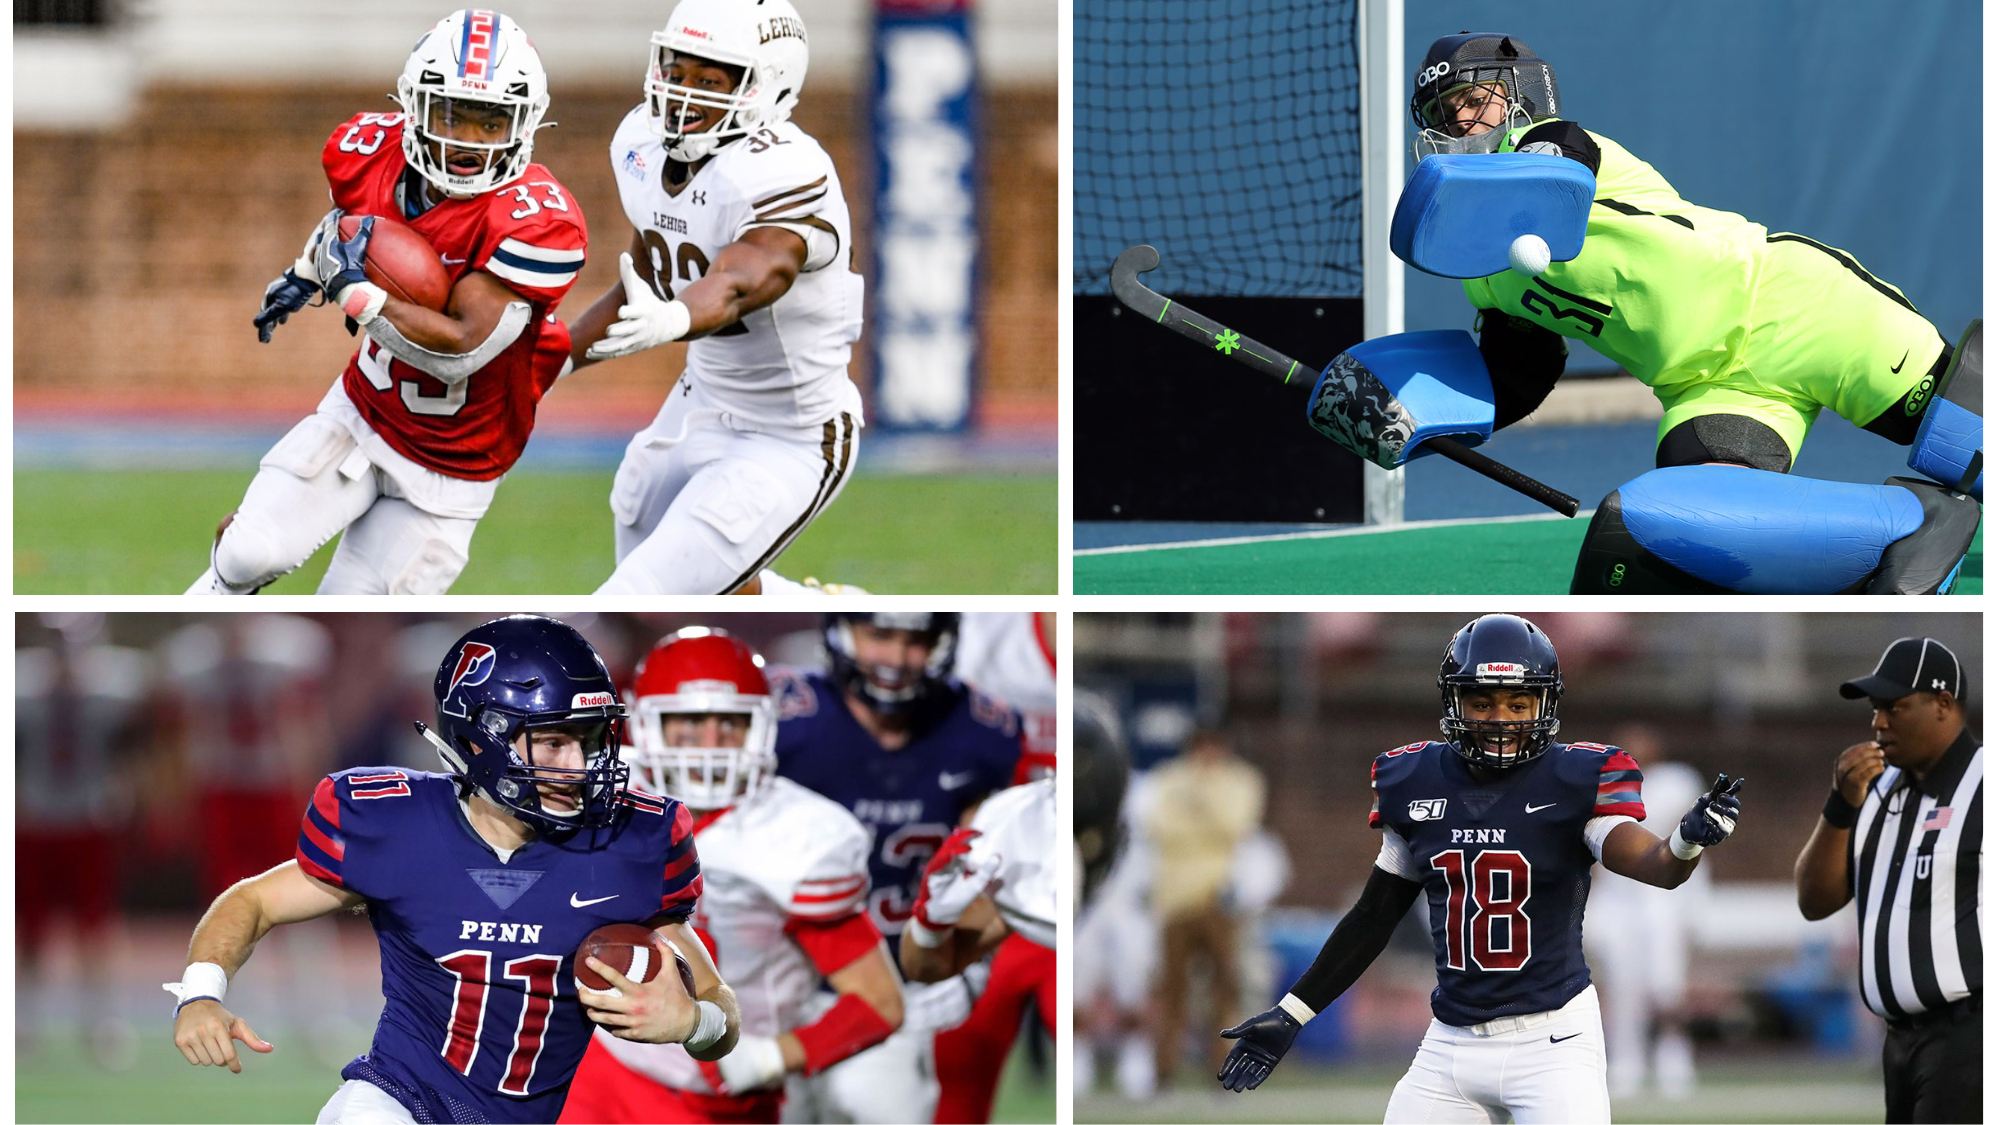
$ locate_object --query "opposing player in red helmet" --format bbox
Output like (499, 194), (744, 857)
(560, 628), (905, 1124)
(189, 9), (588, 595)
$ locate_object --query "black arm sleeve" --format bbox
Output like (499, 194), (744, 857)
(1287, 864), (1424, 1012)
(1514, 119), (1602, 174)
(1479, 312), (1569, 429)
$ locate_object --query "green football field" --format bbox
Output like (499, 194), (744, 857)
(15, 469), (1057, 594)
(1075, 515), (1983, 595)
(17, 1032), (1057, 1123)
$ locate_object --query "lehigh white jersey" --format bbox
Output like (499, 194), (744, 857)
(967, 778), (1058, 949)
(609, 107), (866, 429)
(592, 775), (874, 1094)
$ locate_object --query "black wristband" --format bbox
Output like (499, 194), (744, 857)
(1822, 788), (1860, 829)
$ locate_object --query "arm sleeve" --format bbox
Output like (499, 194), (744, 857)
(1478, 311), (1570, 429)
(656, 802), (703, 923)
(1288, 864), (1424, 1013)
(1583, 815), (1640, 862)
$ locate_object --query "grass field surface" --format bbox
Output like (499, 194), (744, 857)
(1076, 1057), (1884, 1124)
(17, 1031), (1056, 1123)
(15, 470), (1057, 594)
(1074, 515), (1982, 595)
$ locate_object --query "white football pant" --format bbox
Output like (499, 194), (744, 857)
(599, 386), (858, 595)
(782, 1007), (937, 1124)
(1383, 984), (1610, 1124)
(188, 414), (476, 595)
(317, 1078), (417, 1124)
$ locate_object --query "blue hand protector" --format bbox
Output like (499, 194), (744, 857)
(1391, 154), (1594, 279)
(1306, 330), (1495, 468)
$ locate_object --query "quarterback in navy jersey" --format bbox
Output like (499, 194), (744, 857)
(168, 616), (742, 1125)
(1217, 614), (1746, 1125)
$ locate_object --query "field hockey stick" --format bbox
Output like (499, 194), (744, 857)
(1110, 244), (1579, 518)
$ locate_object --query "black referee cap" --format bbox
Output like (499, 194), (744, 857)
(1839, 637), (1965, 702)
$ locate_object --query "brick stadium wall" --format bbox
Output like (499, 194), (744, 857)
(15, 83), (1055, 427)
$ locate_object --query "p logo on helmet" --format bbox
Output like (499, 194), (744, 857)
(447, 642), (496, 698)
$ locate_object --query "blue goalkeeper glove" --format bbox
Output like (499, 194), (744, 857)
(1217, 1006), (1302, 1092)
(1672, 773), (1744, 857)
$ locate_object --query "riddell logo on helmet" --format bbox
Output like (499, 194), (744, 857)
(572, 692), (616, 708)
(1477, 662), (1524, 676)
(448, 643), (497, 695)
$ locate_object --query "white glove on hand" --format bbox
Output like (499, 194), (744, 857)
(908, 828), (1002, 947)
(900, 960), (993, 1034)
(713, 1032), (787, 1093)
(586, 252), (692, 360)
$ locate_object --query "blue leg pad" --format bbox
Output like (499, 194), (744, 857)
(1569, 466), (1973, 594)
(1390, 154), (1595, 279)
(1908, 318), (1982, 500)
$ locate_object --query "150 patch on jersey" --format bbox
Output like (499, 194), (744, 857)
(1409, 798), (1448, 821)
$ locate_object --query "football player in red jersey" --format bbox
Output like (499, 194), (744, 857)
(188, 9), (588, 595)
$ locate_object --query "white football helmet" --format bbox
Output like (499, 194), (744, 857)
(646, 0), (810, 163)
(627, 627), (779, 811)
(396, 10), (551, 197)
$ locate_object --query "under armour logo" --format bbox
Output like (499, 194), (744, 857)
(1932, 678), (1946, 691)
(691, 190), (707, 205)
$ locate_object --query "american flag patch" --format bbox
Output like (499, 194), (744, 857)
(1924, 807), (1953, 831)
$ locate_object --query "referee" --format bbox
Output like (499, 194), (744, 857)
(1793, 636), (1981, 1124)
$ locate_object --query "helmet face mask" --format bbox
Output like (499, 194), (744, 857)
(1410, 33), (1558, 162)
(431, 615), (629, 835)
(397, 10), (551, 198)
(647, 0), (809, 162)
(823, 613), (959, 718)
(629, 628), (777, 811)
(1437, 614), (1563, 770)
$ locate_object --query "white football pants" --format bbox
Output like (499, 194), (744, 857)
(1383, 985), (1610, 1124)
(599, 387), (858, 595)
(189, 413), (476, 595)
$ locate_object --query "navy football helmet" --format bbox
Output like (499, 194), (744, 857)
(421, 615), (629, 834)
(822, 612), (960, 716)
(1438, 613), (1563, 770)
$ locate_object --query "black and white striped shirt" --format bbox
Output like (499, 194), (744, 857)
(1849, 728), (1982, 1022)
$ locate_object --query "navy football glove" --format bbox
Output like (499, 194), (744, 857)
(253, 269), (321, 343)
(313, 212), (372, 296)
(1217, 1006), (1301, 1092)
(1677, 773), (1744, 849)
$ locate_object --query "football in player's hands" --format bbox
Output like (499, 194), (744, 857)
(337, 215), (451, 311)
(574, 923), (696, 998)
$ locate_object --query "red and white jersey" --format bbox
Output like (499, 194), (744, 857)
(592, 775), (873, 1094)
(608, 108), (865, 429)
(955, 613), (1057, 779)
(323, 112), (587, 480)
(967, 778), (1058, 949)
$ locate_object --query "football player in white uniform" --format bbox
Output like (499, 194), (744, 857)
(569, 0), (867, 595)
(560, 628), (904, 1125)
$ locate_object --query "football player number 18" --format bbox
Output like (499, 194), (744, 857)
(1429, 849), (1533, 972)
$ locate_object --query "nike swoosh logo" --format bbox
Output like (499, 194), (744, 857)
(571, 893), (619, 908)
(441, 256), (468, 266)
(939, 771), (979, 790)
(1525, 802), (1558, 814)
(1550, 1032), (1582, 1043)
(1891, 349), (1910, 374)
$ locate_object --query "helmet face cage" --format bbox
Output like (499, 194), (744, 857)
(1410, 34), (1559, 161)
(1436, 614), (1564, 770)
(823, 612), (960, 717)
(645, 0), (808, 162)
(433, 616), (630, 834)
(397, 10), (550, 197)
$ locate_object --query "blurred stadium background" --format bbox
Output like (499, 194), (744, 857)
(1074, 611), (1980, 1124)
(14, 0), (1056, 593)
(1073, 0), (1981, 592)
(15, 611), (1056, 1123)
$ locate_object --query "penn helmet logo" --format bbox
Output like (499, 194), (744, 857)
(459, 10), (499, 80)
(449, 642), (497, 696)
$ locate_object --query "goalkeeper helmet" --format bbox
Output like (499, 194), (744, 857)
(1411, 32), (1560, 160)
(396, 10), (552, 198)
(1438, 613), (1563, 770)
(647, 0), (810, 163)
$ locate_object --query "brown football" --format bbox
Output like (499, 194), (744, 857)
(337, 214), (451, 311)
(574, 922), (696, 997)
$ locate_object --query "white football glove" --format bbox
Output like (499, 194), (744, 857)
(713, 1032), (787, 1093)
(585, 252), (692, 360)
(900, 960), (993, 1034)
(908, 828), (1002, 947)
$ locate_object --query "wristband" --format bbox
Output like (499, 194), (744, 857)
(1278, 993), (1317, 1026)
(905, 915), (950, 948)
(684, 999), (728, 1052)
(337, 281), (388, 326)
(164, 961), (228, 1017)
(1822, 788), (1861, 830)
(1668, 826), (1704, 861)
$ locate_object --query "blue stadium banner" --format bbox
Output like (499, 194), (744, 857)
(870, 0), (979, 431)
